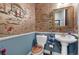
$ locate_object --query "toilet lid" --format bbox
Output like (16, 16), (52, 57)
(32, 45), (43, 54)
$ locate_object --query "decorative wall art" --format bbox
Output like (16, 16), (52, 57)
(0, 3), (27, 27)
(0, 3), (27, 35)
(8, 3), (26, 18)
(6, 3), (26, 25)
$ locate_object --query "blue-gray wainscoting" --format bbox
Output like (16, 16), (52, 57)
(0, 32), (35, 55)
(0, 32), (78, 55)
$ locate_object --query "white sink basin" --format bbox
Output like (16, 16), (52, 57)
(55, 34), (77, 43)
(55, 34), (77, 55)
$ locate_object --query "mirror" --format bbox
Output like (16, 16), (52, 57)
(51, 8), (68, 32)
(54, 8), (66, 27)
(49, 6), (75, 32)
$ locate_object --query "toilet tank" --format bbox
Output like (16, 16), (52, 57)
(36, 35), (47, 47)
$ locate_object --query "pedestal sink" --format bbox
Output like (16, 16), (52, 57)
(55, 34), (77, 55)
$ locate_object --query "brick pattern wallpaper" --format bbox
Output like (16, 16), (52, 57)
(35, 3), (57, 32)
(0, 3), (35, 37)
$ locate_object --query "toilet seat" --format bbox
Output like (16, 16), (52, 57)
(32, 35), (47, 55)
(32, 45), (44, 55)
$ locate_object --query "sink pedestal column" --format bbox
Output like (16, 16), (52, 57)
(61, 42), (68, 55)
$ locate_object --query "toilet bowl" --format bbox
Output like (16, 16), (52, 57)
(32, 45), (43, 55)
(32, 35), (47, 55)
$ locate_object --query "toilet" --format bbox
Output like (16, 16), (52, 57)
(32, 35), (47, 55)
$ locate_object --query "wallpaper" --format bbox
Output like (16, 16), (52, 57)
(35, 3), (78, 33)
(0, 3), (35, 37)
(35, 3), (57, 32)
(0, 3), (78, 37)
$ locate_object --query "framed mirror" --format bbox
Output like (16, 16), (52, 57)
(49, 6), (75, 32)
